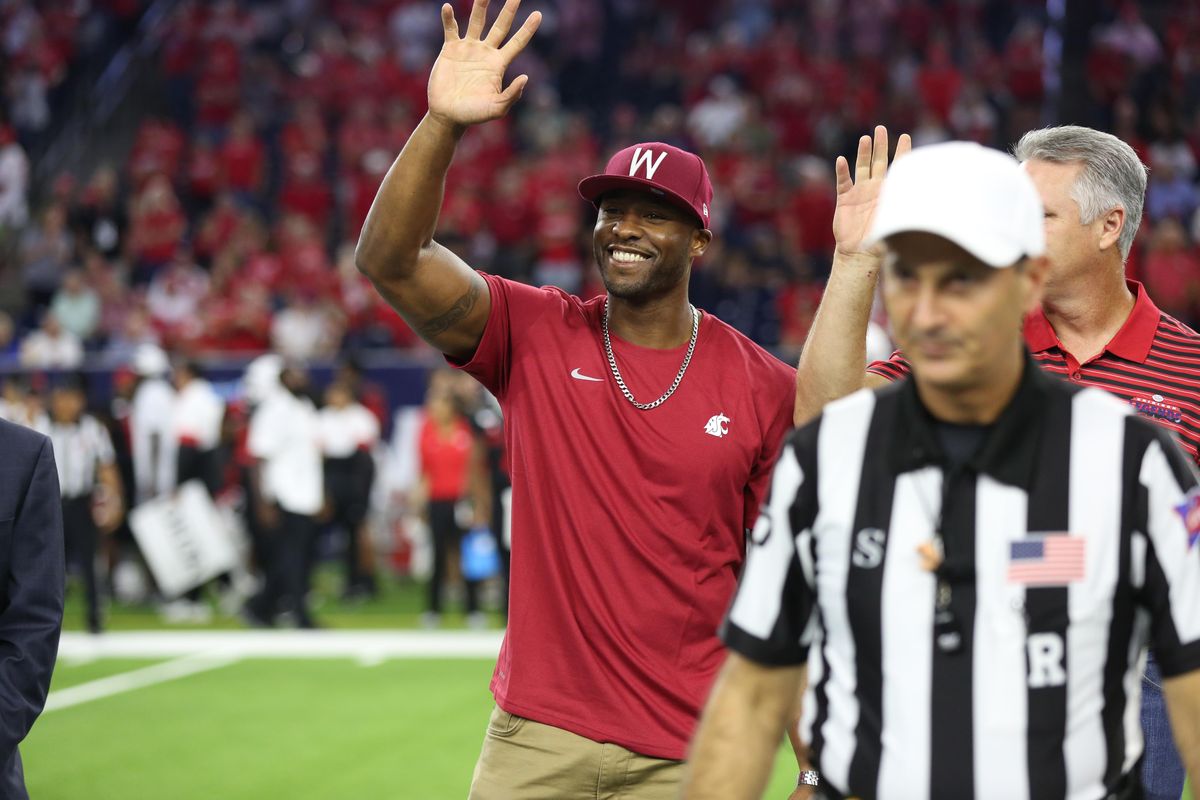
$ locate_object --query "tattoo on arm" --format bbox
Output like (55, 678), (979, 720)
(419, 277), (482, 337)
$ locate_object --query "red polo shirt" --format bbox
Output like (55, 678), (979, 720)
(868, 281), (1200, 464)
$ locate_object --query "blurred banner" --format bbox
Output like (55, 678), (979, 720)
(129, 481), (240, 598)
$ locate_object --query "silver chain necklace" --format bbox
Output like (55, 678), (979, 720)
(602, 298), (699, 411)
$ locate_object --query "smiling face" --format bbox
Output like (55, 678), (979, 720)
(592, 190), (711, 303)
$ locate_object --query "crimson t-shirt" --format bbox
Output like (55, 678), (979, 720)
(452, 273), (795, 759)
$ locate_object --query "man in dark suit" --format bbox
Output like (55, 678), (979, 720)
(0, 418), (65, 799)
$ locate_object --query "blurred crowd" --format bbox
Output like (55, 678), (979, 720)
(3, 0), (1200, 368)
(0, 343), (507, 630)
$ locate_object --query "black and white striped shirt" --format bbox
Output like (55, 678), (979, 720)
(723, 360), (1200, 800)
(48, 415), (115, 499)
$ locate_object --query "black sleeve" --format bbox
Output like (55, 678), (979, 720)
(721, 420), (821, 666)
(0, 438), (64, 760)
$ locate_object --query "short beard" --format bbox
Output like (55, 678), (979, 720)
(595, 252), (691, 304)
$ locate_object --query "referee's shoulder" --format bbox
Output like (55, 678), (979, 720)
(786, 384), (882, 450)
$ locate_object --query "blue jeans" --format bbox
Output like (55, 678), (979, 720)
(1141, 655), (1185, 800)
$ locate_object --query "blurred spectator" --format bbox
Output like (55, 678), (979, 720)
(948, 81), (997, 144)
(70, 165), (126, 261)
(146, 249), (209, 339)
(1097, 3), (1163, 70)
(418, 384), (485, 629)
(7, 62), (50, 147)
(687, 75), (748, 149)
(18, 202), (73, 310)
(0, 125), (29, 232)
(49, 268), (100, 343)
(916, 38), (963, 122)
(172, 359), (225, 496)
(19, 311), (82, 369)
(219, 112), (266, 205)
(47, 373), (121, 634)
(271, 291), (341, 361)
(1146, 158), (1200, 224)
(128, 118), (186, 188)
(1143, 218), (1200, 322)
(193, 192), (241, 266)
(319, 379), (380, 600)
(245, 360), (323, 629)
(335, 354), (389, 432)
(129, 343), (176, 503)
(779, 157), (836, 262)
(127, 175), (186, 285)
(278, 152), (333, 234)
(0, 312), (16, 362)
(184, 136), (221, 212)
(0, 374), (47, 430)
(104, 306), (160, 363)
(911, 108), (952, 148)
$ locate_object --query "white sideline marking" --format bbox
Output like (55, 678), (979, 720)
(57, 630), (504, 660)
(44, 653), (238, 713)
(48, 631), (503, 712)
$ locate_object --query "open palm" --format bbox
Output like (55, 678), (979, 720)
(428, 0), (542, 128)
(832, 126), (912, 259)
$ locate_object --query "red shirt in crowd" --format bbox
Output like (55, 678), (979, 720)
(419, 417), (474, 501)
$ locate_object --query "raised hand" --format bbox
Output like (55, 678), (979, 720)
(428, 0), (542, 129)
(832, 125), (912, 260)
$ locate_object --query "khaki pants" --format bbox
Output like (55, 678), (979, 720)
(468, 706), (684, 799)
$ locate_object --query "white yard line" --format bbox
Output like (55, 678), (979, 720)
(57, 630), (504, 660)
(47, 631), (503, 712)
(49, 633), (501, 714)
(44, 653), (239, 713)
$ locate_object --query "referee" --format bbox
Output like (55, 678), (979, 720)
(795, 124), (1200, 800)
(683, 143), (1200, 799)
(47, 374), (121, 634)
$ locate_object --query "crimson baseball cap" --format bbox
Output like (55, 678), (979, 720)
(578, 142), (713, 228)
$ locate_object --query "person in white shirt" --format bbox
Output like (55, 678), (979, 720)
(172, 359), (225, 496)
(319, 379), (380, 600)
(19, 312), (82, 370)
(0, 125), (29, 232)
(244, 361), (323, 628)
(129, 343), (176, 504)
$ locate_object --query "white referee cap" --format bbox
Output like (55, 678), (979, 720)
(867, 141), (1045, 268)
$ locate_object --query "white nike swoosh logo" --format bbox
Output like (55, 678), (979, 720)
(571, 368), (603, 382)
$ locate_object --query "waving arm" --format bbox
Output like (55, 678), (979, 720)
(793, 126), (910, 425)
(355, 0), (541, 360)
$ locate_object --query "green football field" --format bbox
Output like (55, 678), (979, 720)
(29, 650), (802, 799)
(40, 576), (1193, 799)
(31, 646), (1194, 800)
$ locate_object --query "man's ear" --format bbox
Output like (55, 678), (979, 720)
(1097, 206), (1125, 253)
(692, 228), (713, 259)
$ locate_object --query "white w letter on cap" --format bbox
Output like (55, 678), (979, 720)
(629, 148), (668, 180)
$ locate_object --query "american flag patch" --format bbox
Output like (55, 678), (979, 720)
(1006, 535), (1086, 586)
(1175, 487), (1200, 550)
